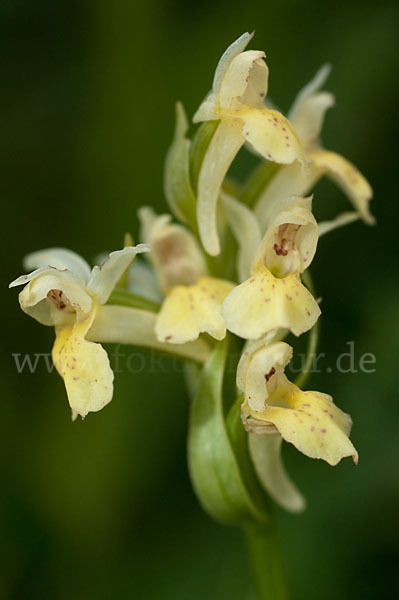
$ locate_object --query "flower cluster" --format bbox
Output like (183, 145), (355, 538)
(10, 33), (373, 511)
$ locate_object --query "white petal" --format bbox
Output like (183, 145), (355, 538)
(254, 198), (318, 274)
(289, 64), (332, 120)
(238, 341), (293, 412)
(88, 304), (211, 363)
(193, 92), (218, 123)
(249, 433), (306, 512)
(318, 211), (359, 236)
(139, 208), (207, 292)
(87, 245), (150, 304)
(290, 91), (335, 148)
(128, 259), (162, 302)
(139, 206), (171, 244)
(212, 32), (253, 93)
(23, 248), (91, 282)
(221, 192), (261, 281)
(218, 50), (268, 109)
(197, 118), (244, 255)
(17, 269), (92, 325)
(254, 162), (319, 232)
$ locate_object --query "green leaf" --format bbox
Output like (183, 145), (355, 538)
(187, 338), (271, 526)
(164, 102), (198, 232)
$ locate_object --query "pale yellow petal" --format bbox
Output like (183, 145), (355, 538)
(88, 305), (211, 363)
(197, 118), (244, 255)
(309, 148), (375, 224)
(232, 106), (307, 166)
(222, 263), (320, 339)
(52, 308), (113, 419)
(156, 276), (234, 344)
(249, 433), (306, 512)
(247, 381), (358, 466)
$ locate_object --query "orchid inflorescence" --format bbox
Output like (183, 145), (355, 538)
(10, 32), (373, 516)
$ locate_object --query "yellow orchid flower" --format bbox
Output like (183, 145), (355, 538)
(139, 207), (234, 344)
(255, 65), (374, 231)
(9, 245), (149, 419)
(193, 32), (307, 256)
(221, 196), (320, 339)
(238, 339), (358, 467)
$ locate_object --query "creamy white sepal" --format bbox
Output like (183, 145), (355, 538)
(249, 433), (306, 512)
(318, 211), (359, 236)
(87, 245), (150, 304)
(88, 304), (211, 363)
(221, 192), (261, 281)
(23, 248), (91, 282)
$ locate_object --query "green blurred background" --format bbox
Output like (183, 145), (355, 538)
(1, 1), (397, 598)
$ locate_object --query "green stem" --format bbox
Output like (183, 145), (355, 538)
(244, 521), (289, 600)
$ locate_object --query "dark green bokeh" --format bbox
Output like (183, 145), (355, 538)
(1, 1), (397, 598)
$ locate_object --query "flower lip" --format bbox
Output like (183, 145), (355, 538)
(239, 340), (359, 466)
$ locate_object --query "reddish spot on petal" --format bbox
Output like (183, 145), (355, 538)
(264, 367), (276, 382)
